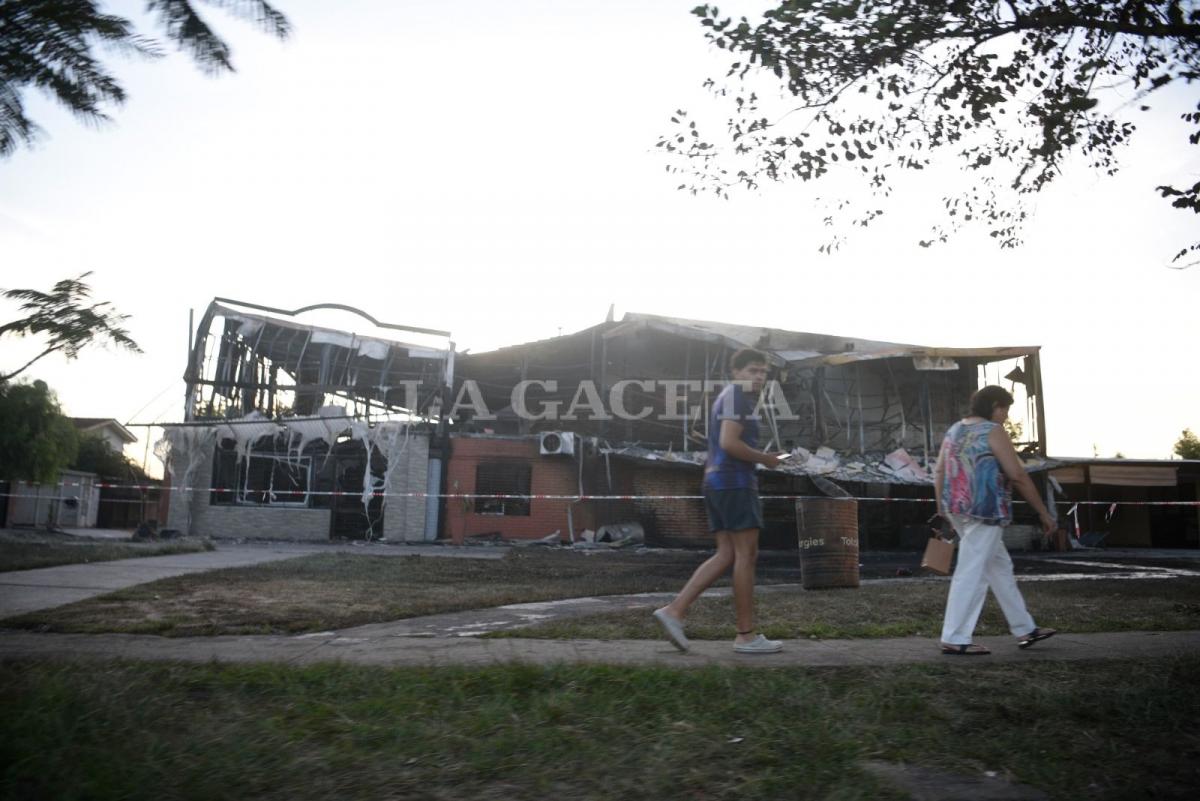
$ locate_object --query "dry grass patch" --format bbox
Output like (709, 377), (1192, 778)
(2, 548), (756, 636)
(0, 529), (213, 572)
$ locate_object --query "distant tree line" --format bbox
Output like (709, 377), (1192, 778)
(1177, 428), (1200, 459)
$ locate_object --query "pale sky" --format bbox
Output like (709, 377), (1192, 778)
(1, 0), (1197, 471)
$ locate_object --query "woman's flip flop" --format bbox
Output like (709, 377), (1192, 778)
(1018, 628), (1057, 649)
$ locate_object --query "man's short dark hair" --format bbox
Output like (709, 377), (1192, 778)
(969, 385), (1015, 418)
(729, 348), (768, 371)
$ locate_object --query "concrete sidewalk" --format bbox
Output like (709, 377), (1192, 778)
(1, 628), (1196, 669)
(0, 540), (505, 618)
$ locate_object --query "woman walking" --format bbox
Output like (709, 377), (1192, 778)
(652, 348), (786, 654)
(933, 385), (1058, 655)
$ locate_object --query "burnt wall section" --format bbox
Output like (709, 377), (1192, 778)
(162, 422), (431, 542)
(442, 434), (642, 544)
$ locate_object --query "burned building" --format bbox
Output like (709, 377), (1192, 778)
(153, 303), (1196, 549)
(159, 298), (453, 542)
(449, 312), (1049, 547)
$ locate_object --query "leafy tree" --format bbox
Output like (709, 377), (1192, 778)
(0, 380), (78, 484)
(72, 433), (151, 482)
(0, 272), (142, 382)
(1175, 427), (1200, 459)
(660, 1), (1200, 266)
(0, 0), (290, 157)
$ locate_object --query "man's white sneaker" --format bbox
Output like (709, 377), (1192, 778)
(733, 634), (783, 654)
(653, 608), (690, 652)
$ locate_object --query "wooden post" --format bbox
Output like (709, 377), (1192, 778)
(1029, 353), (1048, 457)
(518, 355), (530, 435)
(856, 364), (865, 452)
(185, 308), (194, 419)
(814, 368), (826, 444)
(599, 338), (608, 442)
(682, 341), (691, 451)
(1084, 464), (1095, 538)
(921, 373), (933, 466)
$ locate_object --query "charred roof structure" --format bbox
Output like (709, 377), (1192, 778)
(184, 298), (454, 422)
(455, 311), (1047, 469)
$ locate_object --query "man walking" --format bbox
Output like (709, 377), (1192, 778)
(653, 348), (785, 654)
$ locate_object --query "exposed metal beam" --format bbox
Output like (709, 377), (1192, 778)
(213, 297), (451, 338)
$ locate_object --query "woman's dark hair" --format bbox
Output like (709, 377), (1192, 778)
(729, 348), (768, 371)
(969, 385), (1015, 418)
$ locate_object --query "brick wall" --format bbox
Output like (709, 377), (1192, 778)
(444, 435), (599, 544)
(627, 463), (710, 548)
(619, 461), (808, 549)
(193, 503), (332, 541)
(440, 442), (821, 549)
(382, 432), (430, 541)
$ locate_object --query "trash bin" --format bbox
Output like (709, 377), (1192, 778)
(796, 498), (860, 589)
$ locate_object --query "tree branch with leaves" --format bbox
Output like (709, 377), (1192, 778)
(0, 272), (142, 382)
(659, 1), (1200, 266)
(0, 0), (291, 157)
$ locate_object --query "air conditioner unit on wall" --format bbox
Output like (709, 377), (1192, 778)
(539, 431), (576, 456)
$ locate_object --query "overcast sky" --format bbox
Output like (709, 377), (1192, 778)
(1, 0), (1197, 471)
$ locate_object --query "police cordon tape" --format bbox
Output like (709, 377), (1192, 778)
(3, 482), (1199, 507)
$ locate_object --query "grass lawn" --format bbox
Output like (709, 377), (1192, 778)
(491, 577), (1200, 641)
(4, 547), (1199, 640)
(0, 549), (731, 635)
(2, 657), (1197, 801)
(0, 529), (214, 572)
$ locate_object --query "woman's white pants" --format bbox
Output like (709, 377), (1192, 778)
(941, 515), (1036, 645)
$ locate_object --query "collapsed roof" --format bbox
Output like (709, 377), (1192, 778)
(183, 298), (454, 422)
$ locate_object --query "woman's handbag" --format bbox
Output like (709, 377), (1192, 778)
(921, 534), (956, 575)
(921, 517), (957, 575)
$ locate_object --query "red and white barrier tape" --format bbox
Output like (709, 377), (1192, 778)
(2, 483), (1198, 507)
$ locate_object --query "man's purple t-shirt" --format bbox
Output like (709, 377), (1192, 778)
(703, 383), (759, 491)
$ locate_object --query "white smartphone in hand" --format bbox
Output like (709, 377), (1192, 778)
(775, 453), (793, 461)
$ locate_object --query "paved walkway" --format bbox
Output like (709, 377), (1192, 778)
(1, 541), (1197, 669)
(2, 627), (1195, 669)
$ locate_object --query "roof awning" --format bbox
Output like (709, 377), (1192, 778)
(1051, 464), (1178, 487)
(787, 345), (1041, 369)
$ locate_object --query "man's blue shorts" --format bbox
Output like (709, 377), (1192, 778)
(703, 487), (763, 533)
